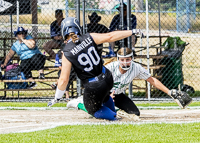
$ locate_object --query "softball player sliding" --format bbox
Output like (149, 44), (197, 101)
(67, 47), (192, 119)
(47, 17), (143, 120)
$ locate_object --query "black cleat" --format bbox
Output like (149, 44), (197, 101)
(39, 73), (45, 79)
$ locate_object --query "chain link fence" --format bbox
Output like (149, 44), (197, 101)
(0, 0), (199, 102)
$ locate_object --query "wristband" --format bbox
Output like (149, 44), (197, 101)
(132, 29), (136, 35)
(55, 87), (65, 99)
(132, 29), (137, 35)
(168, 90), (171, 96)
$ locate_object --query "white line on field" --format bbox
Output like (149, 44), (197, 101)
(0, 107), (68, 110)
(0, 114), (68, 118)
(0, 124), (44, 130)
(141, 109), (200, 116)
(1, 106), (200, 110)
(138, 106), (200, 109)
(2, 120), (200, 134)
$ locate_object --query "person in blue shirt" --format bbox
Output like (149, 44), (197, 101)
(43, 9), (64, 58)
(1, 27), (46, 89)
(105, 3), (137, 57)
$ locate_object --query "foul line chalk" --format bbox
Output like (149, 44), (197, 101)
(1, 106), (200, 110)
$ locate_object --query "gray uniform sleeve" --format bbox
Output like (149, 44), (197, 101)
(136, 64), (151, 80)
(105, 62), (114, 72)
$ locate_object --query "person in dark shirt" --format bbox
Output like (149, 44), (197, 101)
(43, 9), (64, 58)
(86, 12), (108, 54)
(105, 3), (137, 57)
(86, 12), (108, 34)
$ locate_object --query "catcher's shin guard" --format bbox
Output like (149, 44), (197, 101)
(170, 89), (192, 109)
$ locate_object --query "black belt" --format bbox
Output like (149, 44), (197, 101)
(88, 66), (106, 83)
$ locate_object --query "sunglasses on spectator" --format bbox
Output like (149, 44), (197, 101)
(18, 32), (25, 35)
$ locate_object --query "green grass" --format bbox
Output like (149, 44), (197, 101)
(0, 101), (199, 108)
(0, 123), (200, 143)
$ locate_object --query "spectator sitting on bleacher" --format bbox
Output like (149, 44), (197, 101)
(43, 9), (64, 58)
(1, 27), (46, 89)
(105, 2), (137, 57)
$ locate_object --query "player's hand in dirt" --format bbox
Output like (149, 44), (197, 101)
(47, 99), (60, 107)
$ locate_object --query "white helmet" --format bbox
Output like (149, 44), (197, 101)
(117, 47), (133, 70)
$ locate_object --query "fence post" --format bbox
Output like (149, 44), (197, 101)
(76, 0), (80, 22)
(76, 0), (81, 96)
(127, 0), (133, 98)
(82, 0), (86, 34)
(158, 0), (161, 54)
(176, 0), (179, 32)
(10, 15), (13, 44)
(3, 39), (6, 97)
(31, 0), (38, 38)
(65, 0), (69, 17)
(186, 0), (190, 32)
(119, 0), (124, 48)
(17, 1), (19, 27)
(146, 0), (151, 101)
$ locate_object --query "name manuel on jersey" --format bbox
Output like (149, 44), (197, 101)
(70, 37), (93, 55)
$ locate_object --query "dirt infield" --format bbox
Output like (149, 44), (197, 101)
(0, 109), (200, 134)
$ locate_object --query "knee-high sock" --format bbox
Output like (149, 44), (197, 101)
(103, 96), (116, 113)
(77, 103), (88, 113)
(94, 105), (116, 120)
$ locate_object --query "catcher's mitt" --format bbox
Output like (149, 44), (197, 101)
(170, 89), (192, 109)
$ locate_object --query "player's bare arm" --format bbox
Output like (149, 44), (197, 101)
(1, 49), (15, 68)
(146, 76), (192, 108)
(146, 77), (169, 94)
(57, 54), (72, 91)
(48, 54), (72, 107)
(90, 29), (142, 45)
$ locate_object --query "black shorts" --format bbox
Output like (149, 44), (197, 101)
(19, 54), (46, 78)
(113, 93), (140, 116)
(83, 67), (113, 115)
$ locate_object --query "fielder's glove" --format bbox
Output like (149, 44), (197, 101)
(132, 29), (144, 38)
(47, 98), (60, 107)
(169, 89), (192, 109)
